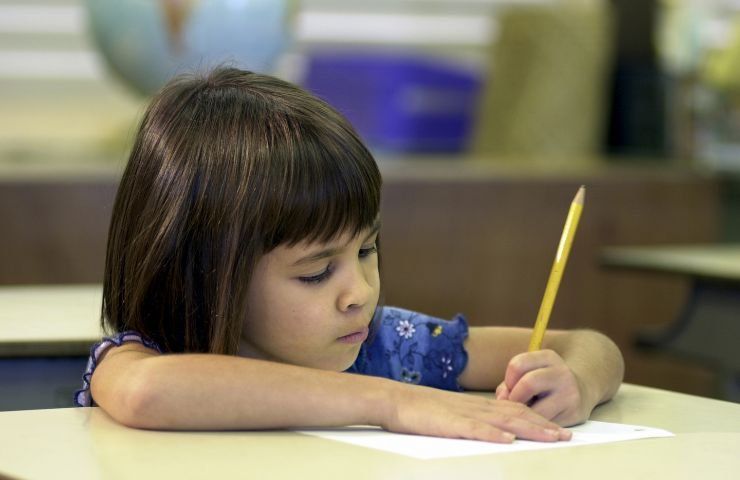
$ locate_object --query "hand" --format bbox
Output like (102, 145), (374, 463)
(495, 349), (591, 427)
(381, 382), (572, 443)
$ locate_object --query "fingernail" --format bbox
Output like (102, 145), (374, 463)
(546, 429), (560, 437)
(503, 432), (516, 442)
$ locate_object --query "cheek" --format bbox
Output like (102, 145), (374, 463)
(243, 276), (286, 339)
(259, 284), (327, 335)
(367, 259), (381, 292)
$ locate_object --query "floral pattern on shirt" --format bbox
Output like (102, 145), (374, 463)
(347, 306), (469, 391)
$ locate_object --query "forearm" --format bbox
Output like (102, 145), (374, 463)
(92, 348), (573, 442)
(94, 354), (393, 430)
(544, 330), (624, 407)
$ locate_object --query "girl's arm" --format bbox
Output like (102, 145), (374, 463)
(91, 343), (571, 442)
(458, 327), (624, 426)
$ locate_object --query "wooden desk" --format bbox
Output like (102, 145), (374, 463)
(601, 244), (740, 281)
(0, 284), (102, 410)
(0, 384), (737, 480)
(601, 244), (740, 401)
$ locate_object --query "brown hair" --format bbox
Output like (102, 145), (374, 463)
(103, 67), (382, 354)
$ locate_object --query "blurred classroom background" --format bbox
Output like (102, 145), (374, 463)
(1, 0), (739, 405)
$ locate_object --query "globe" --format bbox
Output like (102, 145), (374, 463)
(85, 0), (291, 95)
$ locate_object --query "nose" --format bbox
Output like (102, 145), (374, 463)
(337, 260), (375, 312)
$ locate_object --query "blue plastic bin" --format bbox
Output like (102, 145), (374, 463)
(303, 51), (482, 153)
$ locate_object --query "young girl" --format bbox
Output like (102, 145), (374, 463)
(75, 67), (623, 444)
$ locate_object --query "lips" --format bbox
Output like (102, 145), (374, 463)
(337, 326), (370, 344)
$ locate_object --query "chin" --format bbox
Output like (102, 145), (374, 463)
(320, 357), (358, 372)
(292, 343), (363, 371)
(324, 349), (362, 372)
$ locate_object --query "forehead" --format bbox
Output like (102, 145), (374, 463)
(270, 222), (380, 263)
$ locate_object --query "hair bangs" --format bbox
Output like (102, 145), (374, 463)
(261, 120), (381, 250)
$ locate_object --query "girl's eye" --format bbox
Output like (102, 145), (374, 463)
(299, 264), (333, 284)
(359, 244), (377, 258)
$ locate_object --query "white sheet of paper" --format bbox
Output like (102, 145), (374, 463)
(296, 421), (673, 459)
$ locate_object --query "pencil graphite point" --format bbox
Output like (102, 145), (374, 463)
(575, 185), (585, 205)
(527, 186), (585, 352)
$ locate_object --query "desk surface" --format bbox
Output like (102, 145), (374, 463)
(0, 384), (738, 480)
(0, 284), (102, 356)
(601, 244), (740, 281)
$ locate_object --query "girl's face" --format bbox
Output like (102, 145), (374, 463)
(239, 222), (381, 371)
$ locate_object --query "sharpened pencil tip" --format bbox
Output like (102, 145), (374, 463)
(574, 185), (585, 205)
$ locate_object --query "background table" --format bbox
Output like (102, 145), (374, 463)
(0, 284), (102, 410)
(601, 244), (740, 401)
(0, 384), (738, 480)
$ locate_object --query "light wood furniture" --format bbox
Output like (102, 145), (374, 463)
(602, 244), (740, 401)
(0, 284), (102, 356)
(602, 244), (740, 281)
(0, 383), (737, 480)
(0, 284), (101, 410)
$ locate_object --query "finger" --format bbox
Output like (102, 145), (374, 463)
(495, 382), (510, 400)
(505, 401), (572, 441)
(529, 393), (565, 422)
(504, 350), (560, 390)
(470, 395), (563, 431)
(508, 368), (556, 404)
(539, 408), (574, 440)
(558, 428), (573, 441)
(486, 399), (564, 432)
(452, 417), (516, 444)
(464, 394), (572, 442)
(484, 411), (563, 443)
(551, 408), (586, 431)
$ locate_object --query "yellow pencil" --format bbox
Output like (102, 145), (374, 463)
(528, 185), (585, 352)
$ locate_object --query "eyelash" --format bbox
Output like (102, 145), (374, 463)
(359, 244), (378, 258)
(299, 265), (334, 284)
(298, 244), (377, 284)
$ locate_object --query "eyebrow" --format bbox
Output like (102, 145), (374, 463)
(291, 220), (381, 267)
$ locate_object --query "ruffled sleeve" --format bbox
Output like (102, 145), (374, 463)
(73, 331), (162, 407)
(347, 306), (469, 391)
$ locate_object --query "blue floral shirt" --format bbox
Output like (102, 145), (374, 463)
(347, 306), (469, 391)
(74, 306), (469, 407)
